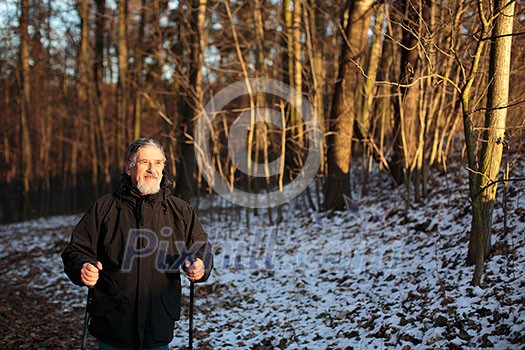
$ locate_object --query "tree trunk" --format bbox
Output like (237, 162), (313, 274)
(94, 0), (110, 190)
(390, 0), (421, 186)
(463, 1), (495, 275)
(117, 0), (129, 156)
(282, 0), (293, 86)
(374, 20), (395, 174)
(357, 4), (385, 196)
(324, 0), (374, 210)
(304, 0), (325, 174)
(176, 0), (207, 202)
(416, 0), (434, 201)
(19, 0), (33, 218)
(357, 4), (384, 142)
(133, 0), (147, 141)
(41, 0), (54, 214)
(436, 2), (466, 168)
(291, 0), (303, 146)
(77, 0), (100, 199)
(468, 0), (515, 285)
(254, 0), (272, 191)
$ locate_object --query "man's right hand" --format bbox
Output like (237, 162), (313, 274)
(81, 261), (102, 287)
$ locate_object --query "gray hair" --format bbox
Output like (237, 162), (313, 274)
(125, 138), (166, 165)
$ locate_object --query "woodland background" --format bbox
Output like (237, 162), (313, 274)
(0, 0), (524, 284)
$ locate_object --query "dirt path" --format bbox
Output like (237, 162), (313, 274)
(0, 275), (97, 349)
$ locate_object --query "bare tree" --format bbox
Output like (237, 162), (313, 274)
(77, 0), (101, 199)
(324, 0), (374, 210)
(291, 0), (304, 146)
(356, 4), (385, 195)
(132, 0), (147, 141)
(117, 0), (129, 157)
(19, 0), (33, 217)
(304, 0), (326, 163)
(176, 0), (208, 202)
(93, 0), (111, 189)
(389, 0), (422, 188)
(283, 0), (293, 86)
(1, 0), (524, 227)
(467, 0), (516, 285)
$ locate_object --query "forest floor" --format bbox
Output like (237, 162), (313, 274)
(0, 155), (524, 349)
(0, 215), (97, 349)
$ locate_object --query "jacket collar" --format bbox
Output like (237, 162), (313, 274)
(113, 172), (173, 205)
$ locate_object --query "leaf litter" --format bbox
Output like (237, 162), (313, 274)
(0, 159), (523, 349)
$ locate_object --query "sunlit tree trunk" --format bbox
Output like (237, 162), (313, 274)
(117, 0), (129, 156)
(324, 0), (374, 210)
(430, 2), (465, 170)
(414, 0), (433, 202)
(19, 0), (33, 218)
(461, 20), (490, 285)
(133, 0), (147, 141)
(224, 0), (257, 220)
(304, 0), (325, 175)
(291, 0), (303, 145)
(253, 0), (272, 189)
(40, 0), (54, 213)
(167, 1), (184, 183)
(389, 0), (421, 187)
(468, 0), (515, 286)
(374, 18), (395, 174)
(77, 0), (100, 199)
(304, 0), (326, 174)
(357, 5), (384, 140)
(282, 0), (293, 86)
(357, 4), (385, 196)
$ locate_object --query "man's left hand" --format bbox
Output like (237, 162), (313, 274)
(184, 257), (205, 281)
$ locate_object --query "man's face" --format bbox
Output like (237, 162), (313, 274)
(125, 146), (165, 195)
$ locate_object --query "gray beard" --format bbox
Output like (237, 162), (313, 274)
(136, 178), (161, 195)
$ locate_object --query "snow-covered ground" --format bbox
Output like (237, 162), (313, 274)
(0, 158), (523, 349)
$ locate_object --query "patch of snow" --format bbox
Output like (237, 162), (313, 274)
(1, 159), (523, 349)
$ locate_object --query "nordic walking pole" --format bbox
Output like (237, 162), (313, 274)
(189, 280), (195, 350)
(186, 249), (203, 350)
(82, 288), (93, 350)
(82, 262), (100, 350)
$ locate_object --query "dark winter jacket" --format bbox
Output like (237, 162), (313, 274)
(61, 175), (213, 348)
